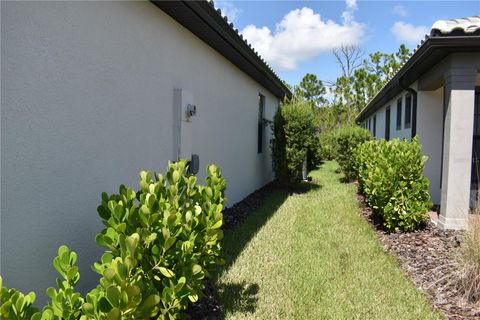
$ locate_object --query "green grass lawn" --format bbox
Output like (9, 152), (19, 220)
(214, 161), (443, 320)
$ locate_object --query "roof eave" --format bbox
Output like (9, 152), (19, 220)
(356, 36), (480, 122)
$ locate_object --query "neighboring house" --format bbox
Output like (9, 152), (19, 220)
(1, 1), (290, 302)
(357, 16), (480, 230)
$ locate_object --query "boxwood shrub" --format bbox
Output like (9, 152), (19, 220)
(0, 160), (226, 320)
(354, 137), (431, 232)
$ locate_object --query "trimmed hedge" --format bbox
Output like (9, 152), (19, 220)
(328, 126), (372, 181)
(318, 130), (337, 161)
(272, 100), (320, 183)
(0, 160), (226, 320)
(354, 138), (431, 232)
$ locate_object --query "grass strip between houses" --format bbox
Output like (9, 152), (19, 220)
(214, 161), (443, 320)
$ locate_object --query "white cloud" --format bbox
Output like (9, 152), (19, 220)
(216, 0), (241, 22)
(391, 21), (429, 45)
(241, 2), (366, 71)
(392, 5), (408, 17)
(346, 0), (357, 10)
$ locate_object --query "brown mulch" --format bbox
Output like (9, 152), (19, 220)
(357, 192), (480, 320)
(222, 181), (286, 232)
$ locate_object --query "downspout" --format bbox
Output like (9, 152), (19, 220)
(399, 79), (417, 139)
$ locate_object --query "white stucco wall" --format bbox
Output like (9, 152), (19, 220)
(1, 1), (279, 302)
(417, 87), (444, 204)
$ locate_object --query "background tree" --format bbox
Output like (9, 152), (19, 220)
(282, 44), (411, 139)
(329, 44), (410, 126)
(331, 45), (364, 124)
(294, 73), (327, 108)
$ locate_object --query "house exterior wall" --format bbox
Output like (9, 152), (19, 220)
(416, 86), (444, 204)
(362, 86), (414, 140)
(1, 1), (279, 302)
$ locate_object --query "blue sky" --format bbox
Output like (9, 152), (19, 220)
(216, 0), (479, 87)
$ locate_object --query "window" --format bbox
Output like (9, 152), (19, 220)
(405, 94), (412, 129)
(258, 94), (265, 153)
(474, 90), (480, 136)
(373, 115), (376, 137)
(385, 107), (391, 140)
(472, 89), (480, 184)
(396, 98), (402, 130)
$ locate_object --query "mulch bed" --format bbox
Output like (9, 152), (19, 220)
(221, 181), (286, 232)
(357, 192), (480, 320)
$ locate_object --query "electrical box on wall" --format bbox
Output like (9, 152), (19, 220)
(189, 154), (199, 174)
(173, 89), (201, 175)
(186, 104), (197, 119)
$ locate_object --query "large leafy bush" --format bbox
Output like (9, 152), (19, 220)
(354, 138), (431, 232)
(330, 126), (372, 181)
(318, 130), (337, 161)
(272, 100), (320, 183)
(0, 160), (226, 319)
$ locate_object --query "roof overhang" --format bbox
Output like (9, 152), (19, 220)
(356, 36), (480, 122)
(151, 1), (292, 100)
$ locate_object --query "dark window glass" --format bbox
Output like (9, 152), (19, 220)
(396, 98), (402, 130)
(405, 94), (412, 129)
(474, 91), (480, 136)
(472, 90), (480, 184)
(373, 115), (376, 137)
(385, 107), (391, 140)
(258, 94), (265, 153)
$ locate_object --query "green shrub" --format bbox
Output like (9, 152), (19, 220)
(331, 126), (372, 181)
(0, 160), (226, 319)
(307, 136), (323, 171)
(272, 100), (320, 183)
(318, 130), (337, 161)
(0, 277), (39, 319)
(354, 138), (431, 232)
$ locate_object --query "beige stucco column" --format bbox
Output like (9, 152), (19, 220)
(438, 70), (477, 230)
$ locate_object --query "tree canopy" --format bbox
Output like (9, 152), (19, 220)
(285, 44), (411, 131)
